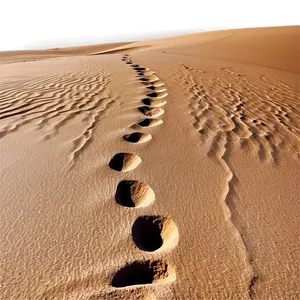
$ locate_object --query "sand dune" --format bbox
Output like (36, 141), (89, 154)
(0, 26), (299, 299)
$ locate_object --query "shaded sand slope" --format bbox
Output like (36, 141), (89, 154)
(0, 26), (299, 299)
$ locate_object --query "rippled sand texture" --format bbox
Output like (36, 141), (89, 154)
(0, 26), (299, 299)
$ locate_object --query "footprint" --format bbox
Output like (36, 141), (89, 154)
(132, 216), (179, 252)
(115, 180), (155, 207)
(149, 87), (167, 93)
(111, 260), (176, 288)
(146, 82), (167, 91)
(139, 75), (160, 83)
(138, 118), (163, 128)
(146, 92), (168, 99)
(123, 132), (152, 144)
(134, 67), (147, 71)
(109, 153), (142, 172)
(142, 98), (167, 108)
(138, 107), (164, 118)
(136, 69), (152, 73)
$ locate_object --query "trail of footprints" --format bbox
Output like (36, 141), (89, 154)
(108, 54), (178, 289)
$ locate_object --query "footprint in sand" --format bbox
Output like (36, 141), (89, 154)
(146, 91), (168, 99)
(111, 260), (176, 288)
(138, 72), (155, 77)
(109, 153), (141, 172)
(146, 85), (167, 93)
(132, 66), (151, 72)
(142, 98), (167, 108)
(132, 215), (179, 252)
(115, 180), (155, 207)
(123, 132), (152, 144)
(139, 75), (160, 83)
(138, 118), (163, 128)
(138, 107), (165, 118)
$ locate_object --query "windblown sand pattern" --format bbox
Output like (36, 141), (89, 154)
(0, 26), (299, 300)
(0, 65), (117, 169)
(179, 63), (300, 163)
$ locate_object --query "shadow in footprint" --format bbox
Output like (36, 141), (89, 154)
(134, 67), (146, 71)
(123, 132), (152, 144)
(132, 216), (163, 251)
(142, 98), (166, 108)
(115, 180), (155, 207)
(146, 86), (156, 90)
(147, 92), (159, 98)
(132, 215), (179, 252)
(111, 260), (174, 288)
(138, 118), (163, 128)
(109, 153), (141, 172)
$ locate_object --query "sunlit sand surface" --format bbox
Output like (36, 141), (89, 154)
(0, 26), (299, 299)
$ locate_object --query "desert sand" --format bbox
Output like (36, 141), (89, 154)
(0, 26), (299, 300)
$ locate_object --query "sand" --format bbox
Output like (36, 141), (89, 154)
(0, 26), (299, 300)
